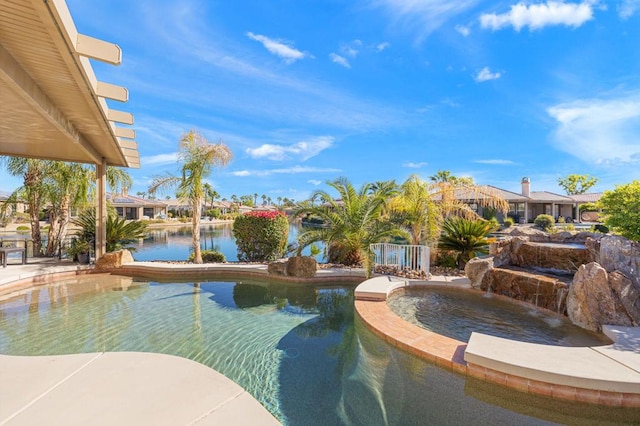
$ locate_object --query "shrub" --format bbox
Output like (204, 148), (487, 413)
(438, 217), (498, 269)
(534, 214), (555, 232)
(503, 217), (514, 228)
(592, 224), (609, 234)
(179, 216), (189, 223)
(16, 225), (30, 232)
(597, 180), (640, 241)
(188, 249), (225, 263)
(206, 208), (221, 219)
(233, 211), (289, 262)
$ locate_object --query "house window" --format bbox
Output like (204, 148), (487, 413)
(508, 202), (525, 220)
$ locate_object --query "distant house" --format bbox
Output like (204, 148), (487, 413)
(108, 192), (167, 220)
(457, 178), (602, 223)
(0, 190), (26, 216)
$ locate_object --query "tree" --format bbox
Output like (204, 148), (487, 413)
(294, 177), (408, 277)
(44, 162), (92, 256)
(148, 130), (232, 263)
(597, 180), (640, 241)
(1, 157), (48, 256)
(438, 217), (498, 269)
(136, 191), (146, 199)
(261, 194), (267, 205)
(388, 175), (440, 245)
(557, 174), (598, 195)
(106, 166), (133, 195)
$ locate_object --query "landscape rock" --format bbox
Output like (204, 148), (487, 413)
(267, 259), (288, 276)
(95, 249), (134, 270)
(597, 236), (640, 288)
(286, 256), (317, 278)
(465, 256), (494, 288)
(567, 262), (635, 332)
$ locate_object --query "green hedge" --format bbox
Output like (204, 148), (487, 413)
(188, 250), (225, 263)
(233, 211), (289, 262)
(534, 214), (555, 232)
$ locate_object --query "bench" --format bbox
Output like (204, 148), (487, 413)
(0, 246), (27, 268)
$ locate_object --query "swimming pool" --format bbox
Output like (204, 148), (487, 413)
(0, 275), (637, 425)
(387, 287), (611, 346)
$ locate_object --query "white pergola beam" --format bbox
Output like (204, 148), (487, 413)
(114, 127), (135, 139)
(75, 34), (121, 65)
(118, 138), (138, 150)
(108, 109), (134, 125)
(96, 81), (128, 102)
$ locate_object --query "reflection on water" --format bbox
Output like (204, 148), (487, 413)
(132, 223), (323, 262)
(0, 276), (638, 425)
(388, 287), (611, 346)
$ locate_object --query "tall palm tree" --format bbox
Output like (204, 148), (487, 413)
(148, 130), (231, 263)
(1, 157), (49, 256)
(106, 166), (133, 195)
(388, 174), (440, 245)
(294, 177), (407, 277)
(43, 162), (92, 256)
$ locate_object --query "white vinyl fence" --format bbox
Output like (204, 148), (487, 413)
(370, 243), (430, 275)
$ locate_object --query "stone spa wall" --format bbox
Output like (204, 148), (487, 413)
(466, 228), (640, 333)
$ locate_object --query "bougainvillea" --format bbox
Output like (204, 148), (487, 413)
(232, 211), (289, 261)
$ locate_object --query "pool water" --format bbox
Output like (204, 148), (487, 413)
(0, 275), (637, 425)
(387, 287), (611, 346)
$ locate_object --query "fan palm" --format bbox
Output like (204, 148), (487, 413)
(148, 130), (231, 263)
(438, 217), (498, 269)
(294, 177), (407, 278)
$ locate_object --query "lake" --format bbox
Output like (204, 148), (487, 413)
(131, 222), (322, 262)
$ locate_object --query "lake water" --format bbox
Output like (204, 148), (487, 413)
(131, 222), (322, 262)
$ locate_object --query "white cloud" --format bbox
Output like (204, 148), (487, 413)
(329, 53), (351, 68)
(246, 136), (335, 161)
(618, 0), (640, 19)
(473, 67), (502, 82)
(246, 32), (307, 63)
(403, 161), (428, 168)
(340, 40), (362, 57)
(455, 24), (471, 36)
(371, 0), (482, 40)
(308, 179), (322, 185)
(141, 152), (178, 165)
(376, 42), (391, 52)
(232, 166), (342, 177)
(480, 1), (594, 31)
(474, 159), (515, 165)
(547, 95), (640, 164)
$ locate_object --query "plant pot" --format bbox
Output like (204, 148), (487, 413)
(77, 252), (90, 265)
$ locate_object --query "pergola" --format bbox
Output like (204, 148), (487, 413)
(0, 0), (139, 258)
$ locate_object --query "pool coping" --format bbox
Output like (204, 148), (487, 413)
(353, 277), (640, 408)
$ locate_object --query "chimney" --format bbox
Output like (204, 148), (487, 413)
(521, 177), (530, 197)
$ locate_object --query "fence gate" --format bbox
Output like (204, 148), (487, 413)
(370, 243), (430, 275)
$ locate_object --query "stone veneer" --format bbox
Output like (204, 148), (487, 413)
(354, 287), (640, 408)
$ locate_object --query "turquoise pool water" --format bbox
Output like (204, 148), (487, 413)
(1, 275), (638, 425)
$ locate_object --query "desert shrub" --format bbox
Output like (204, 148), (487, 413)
(534, 214), (555, 232)
(206, 208), (221, 219)
(557, 216), (565, 224)
(435, 250), (458, 268)
(16, 225), (30, 232)
(189, 249), (225, 263)
(233, 211), (289, 262)
(503, 217), (514, 228)
(179, 216), (189, 223)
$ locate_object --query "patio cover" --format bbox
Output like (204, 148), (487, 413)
(0, 0), (139, 256)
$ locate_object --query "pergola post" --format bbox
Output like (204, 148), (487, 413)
(96, 159), (107, 259)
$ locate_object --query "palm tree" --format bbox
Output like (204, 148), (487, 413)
(388, 174), (440, 245)
(438, 217), (498, 269)
(253, 193), (258, 205)
(148, 130), (232, 263)
(261, 194), (267, 206)
(277, 196), (282, 207)
(1, 157), (49, 256)
(294, 177), (407, 277)
(106, 166), (133, 195)
(43, 162), (92, 256)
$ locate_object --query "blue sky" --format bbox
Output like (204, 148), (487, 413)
(3, 0), (640, 201)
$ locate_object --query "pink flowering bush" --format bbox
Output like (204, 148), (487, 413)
(232, 211), (289, 261)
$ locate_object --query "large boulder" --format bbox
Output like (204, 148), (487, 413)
(597, 236), (640, 289)
(465, 256), (493, 289)
(567, 262), (636, 332)
(286, 256), (317, 278)
(267, 256), (317, 278)
(95, 249), (134, 270)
